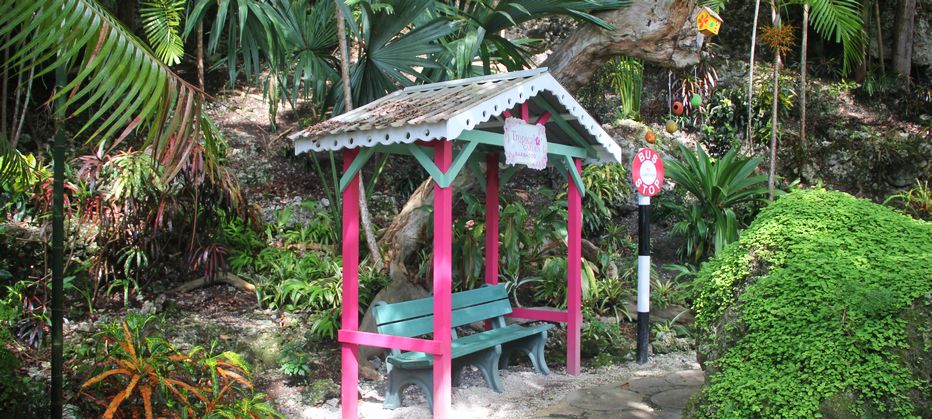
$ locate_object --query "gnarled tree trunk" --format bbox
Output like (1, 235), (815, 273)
(543, 0), (706, 93)
(359, 0), (708, 366)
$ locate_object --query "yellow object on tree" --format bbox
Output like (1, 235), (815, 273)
(697, 7), (723, 36)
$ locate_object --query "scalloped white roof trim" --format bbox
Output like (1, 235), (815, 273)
(292, 69), (621, 164)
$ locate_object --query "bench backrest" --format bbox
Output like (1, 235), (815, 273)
(372, 284), (511, 338)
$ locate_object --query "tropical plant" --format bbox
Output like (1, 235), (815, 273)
(0, 0), (211, 177)
(606, 55), (643, 120)
(883, 179), (931, 221)
(80, 314), (281, 418)
(665, 143), (770, 262)
(278, 340), (311, 380)
(580, 163), (630, 236)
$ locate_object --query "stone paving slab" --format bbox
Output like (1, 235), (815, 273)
(534, 367), (703, 418)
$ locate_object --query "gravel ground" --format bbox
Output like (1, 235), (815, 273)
(294, 351), (700, 419)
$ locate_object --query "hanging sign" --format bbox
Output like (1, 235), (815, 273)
(632, 148), (664, 197)
(504, 117), (547, 170)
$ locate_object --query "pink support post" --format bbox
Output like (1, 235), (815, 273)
(566, 157), (583, 376)
(521, 101), (529, 122)
(340, 149), (361, 418)
(432, 140), (454, 419)
(484, 153), (500, 286)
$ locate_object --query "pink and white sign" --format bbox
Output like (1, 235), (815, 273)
(632, 147), (664, 197)
(504, 117), (547, 170)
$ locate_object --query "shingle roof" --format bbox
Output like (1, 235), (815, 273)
(290, 68), (621, 164)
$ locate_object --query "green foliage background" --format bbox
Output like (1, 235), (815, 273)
(690, 190), (931, 417)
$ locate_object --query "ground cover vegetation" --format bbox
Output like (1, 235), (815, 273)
(0, 0), (930, 416)
(688, 189), (931, 417)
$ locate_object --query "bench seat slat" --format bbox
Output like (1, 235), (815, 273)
(377, 298), (513, 338)
(386, 323), (555, 368)
(373, 284), (509, 325)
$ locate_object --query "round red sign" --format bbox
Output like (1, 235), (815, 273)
(632, 148), (664, 197)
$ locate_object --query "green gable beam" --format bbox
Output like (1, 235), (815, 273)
(408, 145), (447, 185)
(339, 147), (374, 192)
(563, 155), (586, 197)
(444, 140), (479, 187)
(455, 129), (591, 160)
(407, 140), (479, 188)
(530, 97), (596, 155)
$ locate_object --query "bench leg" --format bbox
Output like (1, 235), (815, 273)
(475, 346), (504, 393)
(384, 364), (434, 410)
(451, 346), (504, 393)
(499, 331), (551, 375)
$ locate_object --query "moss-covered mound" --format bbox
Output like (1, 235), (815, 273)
(689, 190), (931, 417)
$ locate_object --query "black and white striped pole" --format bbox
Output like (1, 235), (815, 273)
(631, 148), (664, 365)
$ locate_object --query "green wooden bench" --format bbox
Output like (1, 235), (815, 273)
(372, 284), (553, 409)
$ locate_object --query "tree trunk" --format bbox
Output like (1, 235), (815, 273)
(196, 22), (205, 90)
(542, 0), (706, 93)
(892, 0), (916, 81)
(875, 0), (885, 76)
(335, 1), (384, 271)
(1, 47), (7, 137)
(379, 174), (477, 288)
(854, 2), (870, 83)
(799, 3), (809, 159)
(768, 1), (781, 201)
(747, 0), (762, 147)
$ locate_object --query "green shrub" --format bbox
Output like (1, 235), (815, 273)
(0, 300), (47, 417)
(581, 163), (630, 237)
(696, 79), (796, 157)
(690, 190), (932, 417)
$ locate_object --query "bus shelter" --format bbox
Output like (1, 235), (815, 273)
(291, 68), (621, 418)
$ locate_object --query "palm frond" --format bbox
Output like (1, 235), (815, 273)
(269, 0), (339, 111)
(0, 133), (28, 186)
(184, 0), (285, 83)
(0, 0), (207, 179)
(333, 0), (455, 112)
(701, 0), (729, 13)
(141, 0), (186, 65)
(799, 0), (864, 74)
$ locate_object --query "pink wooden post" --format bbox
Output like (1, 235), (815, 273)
(566, 157), (583, 375)
(484, 153), (500, 286)
(433, 140), (454, 418)
(341, 149), (361, 418)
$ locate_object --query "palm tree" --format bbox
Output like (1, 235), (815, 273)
(0, 1), (214, 416)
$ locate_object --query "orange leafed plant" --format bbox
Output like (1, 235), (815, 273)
(760, 24), (797, 57)
(79, 314), (281, 418)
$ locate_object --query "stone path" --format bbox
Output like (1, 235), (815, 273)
(295, 352), (702, 419)
(533, 368), (704, 418)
